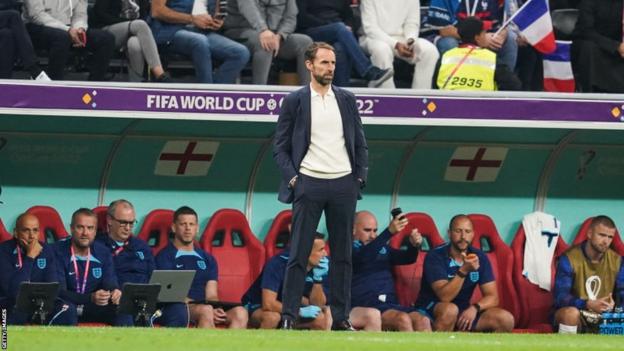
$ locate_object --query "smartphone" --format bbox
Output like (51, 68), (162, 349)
(391, 207), (403, 219)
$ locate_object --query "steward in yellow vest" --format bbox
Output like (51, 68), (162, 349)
(436, 16), (520, 91)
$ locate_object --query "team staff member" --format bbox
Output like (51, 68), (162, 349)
(54, 208), (128, 326)
(95, 199), (154, 326)
(273, 41), (368, 331)
(242, 233), (330, 330)
(436, 17), (520, 91)
(415, 214), (514, 332)
(0, 213), (58, 324)
(351, 211), (429, 331)
(155, 206), (248, 328)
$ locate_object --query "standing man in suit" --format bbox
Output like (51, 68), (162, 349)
(273, 41), (368, 331)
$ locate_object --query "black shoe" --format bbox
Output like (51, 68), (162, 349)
(331, 319), (356, 331)
(363, 66), (393, 87)
(153, 72), (172, 83)
(277, 318), (294, 330)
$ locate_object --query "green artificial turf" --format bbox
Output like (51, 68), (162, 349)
(7, 327), (624, 351)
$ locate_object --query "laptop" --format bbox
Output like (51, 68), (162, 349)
(148, 270), (195, 303)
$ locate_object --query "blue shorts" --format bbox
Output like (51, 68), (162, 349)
(415, 302), (481, 331)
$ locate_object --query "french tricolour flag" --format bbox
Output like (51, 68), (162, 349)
(510, 0), (556, 54)
(543, 41), (575, 92)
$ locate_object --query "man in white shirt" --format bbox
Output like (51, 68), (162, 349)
(359, 0), (439, 89)
(273, 41), (368, 330)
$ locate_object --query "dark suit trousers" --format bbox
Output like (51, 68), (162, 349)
(281, 173), (358, 322)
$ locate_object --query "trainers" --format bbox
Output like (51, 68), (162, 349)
(34, 70), (51, 81)
(364, 66), (393, 88)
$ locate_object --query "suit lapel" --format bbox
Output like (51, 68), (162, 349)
(334, 86), (352, 143)
(300, 85), (312, 144)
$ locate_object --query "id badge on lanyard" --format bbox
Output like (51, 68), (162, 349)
(70, 246), (91, 294)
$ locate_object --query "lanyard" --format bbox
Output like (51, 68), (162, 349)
(113, 241), (128, 256)
(70, 245), (91, 294)
(464, 0), (479, 17)
(16, 243), (23, 269)
(441, 46), (477, 89)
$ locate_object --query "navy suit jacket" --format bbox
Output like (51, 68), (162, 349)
(273, 84), (368, 204)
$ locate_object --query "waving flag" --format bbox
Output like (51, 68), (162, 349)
(543, 41), (575, 92)
(510, 0), (556, 54)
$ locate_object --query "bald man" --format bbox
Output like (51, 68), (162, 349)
(351, 210), (430, 331)
(0, 213), (58, 324)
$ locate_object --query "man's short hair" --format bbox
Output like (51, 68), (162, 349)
(314, 232), (325, 240)
(173, 206), (198, 223)
(457, 17), (484, 45)
(590, 215), (616, 230)
(304, 42), (335, 62)
(107, 199), (134, 218)
(449, 214), (470, 231)
(71, 208), (96, 226)
(14, 213), (34, 230)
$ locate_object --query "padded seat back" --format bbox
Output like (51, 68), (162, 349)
(200, 209), (265, 302)
(511, 224), (568, 331)
(137, 209), (174, 255)
(263, 210), (292, 260)
(26, 206), (69, 243)
(467, 214), (520, 325)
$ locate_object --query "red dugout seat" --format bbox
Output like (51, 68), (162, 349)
(92, 206), (108, 236)
(467, 214), (521, 326)
(263, 210), (292, 260)
(26, 206), (68, 243)
(137, 209), (174, 255)
(200, 209), (265, 302)
(511, 223), (568, 332)
(572, 217), (624, 256)
(389, 212), (446, 307)
(0, 218), (12, 243)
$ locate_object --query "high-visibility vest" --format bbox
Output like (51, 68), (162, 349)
(437, 46), (496, 91)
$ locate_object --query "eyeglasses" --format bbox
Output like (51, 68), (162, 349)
(111, 217), (137, 228)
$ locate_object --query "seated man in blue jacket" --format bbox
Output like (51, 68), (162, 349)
(95, 199), (155, 326)
(351, 210), (430, 331)
(53, 208), (129, 326)
(155, 206), (248, 328)
(415, 214), (514, 332)
(242, 233), (330, 330)
(0, 213), (58, 324)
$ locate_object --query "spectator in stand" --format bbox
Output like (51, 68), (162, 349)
(358, 0), (439, 89)
(224, 0), (312, 85)
(23, 0), (115, 80)
(295, 0), (392, 87)
(425, 0), (517, 72)
(149, 0), (250, 84)
(0, 0), (49, 79)
(90, 0), (171, 82)
(572, 0), (624, 93)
